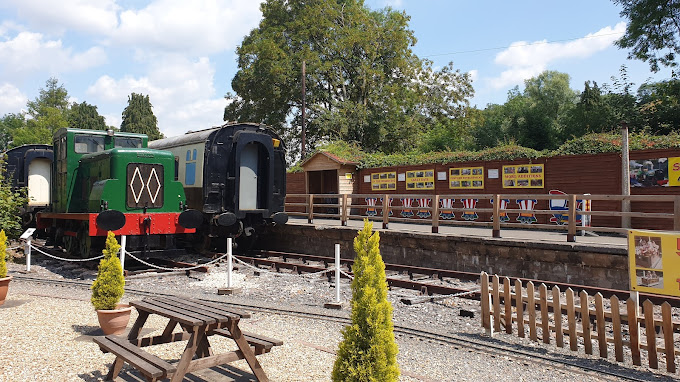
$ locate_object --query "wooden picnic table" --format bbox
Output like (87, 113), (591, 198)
(94, 296), (282, 382)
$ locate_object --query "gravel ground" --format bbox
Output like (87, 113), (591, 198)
(0, 251), (677, 382)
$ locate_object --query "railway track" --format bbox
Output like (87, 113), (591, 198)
(11, 274), (650, 381)
(248, 249), (680, 308)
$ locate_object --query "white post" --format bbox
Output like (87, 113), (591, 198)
(120, 235), (126, 274)
(335, 243), (341, 304)
(227, 237), (233, 288)
(630, 290), (639, 315)
(25, 238), (31, 272)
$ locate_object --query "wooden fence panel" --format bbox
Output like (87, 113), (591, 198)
(566, 288), (577, 351)
(627, 297), (642, 366)
(580, 290), (593, 355)
(539, 284), (550, 344)
(552, 286), (563, 348)
(662, 302), (676, 373)
(644, 299), (658, 369)
(504, 277), (512, 334)
(527, 282), (537, 341)
(515, 279), (524, 338)
(481, 272), (490, 334)
(611, 295), (624, 362)
(493, 275), (501, 333)
(595, 293), (607, 358)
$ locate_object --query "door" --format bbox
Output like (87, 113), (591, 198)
(239, 143), (259, 210)
(28, 158), (51, 206)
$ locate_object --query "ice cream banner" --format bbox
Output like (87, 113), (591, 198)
(502, 164), (544, 188)
(406, 169), (435, 190)
(628, 230), (680, 297)
(449, 167), (484, 189)
(668, 157), (680, 186)
(371, 171), (397, 191)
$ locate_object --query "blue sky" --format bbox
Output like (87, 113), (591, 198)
(0, 0), (674, 138)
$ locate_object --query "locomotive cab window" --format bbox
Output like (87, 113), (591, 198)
(74, 135), (105, 154)
(115, 137), (142, 148)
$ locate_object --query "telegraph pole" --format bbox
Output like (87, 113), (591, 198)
(621, 122), (631, 229)
(301, 60), (307, 158)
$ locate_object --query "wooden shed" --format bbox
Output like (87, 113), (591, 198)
(300, 151), (358, 195)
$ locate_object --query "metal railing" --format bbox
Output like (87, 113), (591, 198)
(284, 193), (680, 242)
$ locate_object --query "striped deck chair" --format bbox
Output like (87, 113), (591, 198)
(490, 197), (510, 222)
(416, 198), (432, 219)
(400, 198), (415, 218)
(516, 199), (537, 224)
(439, 198), (455, 219)
(365, 197), (378, 217)
(460, 198), (479, 221)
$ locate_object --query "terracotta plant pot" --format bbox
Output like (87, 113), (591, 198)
(96, 304), (133, 335)
(0, 276), (11, 306)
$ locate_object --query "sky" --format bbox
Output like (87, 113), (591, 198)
(0, 0), (675, 138)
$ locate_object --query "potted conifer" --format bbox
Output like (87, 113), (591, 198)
(0, 230), (11, 306)
(91, 231), (131, 335)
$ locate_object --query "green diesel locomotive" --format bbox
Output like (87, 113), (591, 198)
(37, 128), (202, 257)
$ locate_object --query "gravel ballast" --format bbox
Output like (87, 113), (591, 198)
(0, 255), (676, 381)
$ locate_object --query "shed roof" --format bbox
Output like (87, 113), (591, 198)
(300, 151), (359, 169)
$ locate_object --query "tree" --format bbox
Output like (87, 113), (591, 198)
(11, 78), (71, 146)
(0, 113), (25, 150)
(636, 78), (680, 134)
(120, 93), (163, 140)
(0, 155), (27, 239)
(332, 220), (399, 382)
(563, 81), (616, 139)
(224, 0), (472, 155)
(26, 77), (70, 118)
(614, 0), (680, 72)
(68, 101), (107, 130)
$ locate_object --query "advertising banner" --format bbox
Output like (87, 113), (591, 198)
(449, 167), (484, 189)
(628, 230), (680, 297)
(406, 170), (435, 190)
(630, 158), (671, 187)
(502, 164), (544, 188)
(371, 172), (396, 191)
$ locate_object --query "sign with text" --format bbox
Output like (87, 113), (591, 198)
(406, 170), (435, 190)
(502, 164), (544, 188)
(371, 171), (396, 191)
(628, 230), (680, 297)
(449, 167), (484, 189)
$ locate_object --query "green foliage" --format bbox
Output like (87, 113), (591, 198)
(91, 232), (125, 311)
(121, 93), (163, 140)
(333, 220), (399, 382)
(225, 0), (473, 156)
(0, 230), (7, 278)
(68, 101), (107, 130)
(0, 156), (27, 239)
(614, 0), (680, 72)
(0, 113), (25, 151)
(26, 77), (70, 118)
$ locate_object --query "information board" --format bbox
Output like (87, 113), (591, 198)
(405, 170), (435, 190)
(449, 167), (484, 189)
(502, 164), (544, 188)
(371, 171), (396, 191)
(628, 230), (680, 297)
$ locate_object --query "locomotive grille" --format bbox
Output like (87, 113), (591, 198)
(126, 163), (164, 209)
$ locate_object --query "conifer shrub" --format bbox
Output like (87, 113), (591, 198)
(91, 232), (125, 310)
(332, 220), (399, 382)
(0, 156), (27, 239)
(0, 230), (7, 278)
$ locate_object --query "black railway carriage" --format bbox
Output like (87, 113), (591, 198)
(3, 144), (54, 226)
(148, 122), (288, 250)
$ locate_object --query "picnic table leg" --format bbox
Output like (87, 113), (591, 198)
(228, 320), (269, 382)
(162, 320), (178, 338)
(105, 357), (124, 381)
(127, 311), (150, 341)
(196, 336), (213, 357)
(170, 326), (204, 382)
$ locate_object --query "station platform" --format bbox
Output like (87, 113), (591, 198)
(287, 216), (628, 251)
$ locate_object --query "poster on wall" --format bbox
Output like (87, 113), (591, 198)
(449, 167), (484, 189)
(502, 164), (544, 188)
(628, 230), (680, 297)
(630, 158), (671, 187)
(371, 172), (397, 191)
(406, 170), (435, 190)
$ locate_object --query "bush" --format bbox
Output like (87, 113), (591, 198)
(0, 230), (6, 278)
(91, 232), (125, 310)
(332, 220), (399, 382)
(0, 155), (27, 239)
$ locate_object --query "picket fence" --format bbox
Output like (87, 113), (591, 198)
(480, 272), (680, 373)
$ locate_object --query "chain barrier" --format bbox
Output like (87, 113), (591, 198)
(29, 244), (104, 262)
(232, 256), (334, 279)
(341, 270), (355, 280)
(124, 250), (229, 272)
(6, 246), (21, 251)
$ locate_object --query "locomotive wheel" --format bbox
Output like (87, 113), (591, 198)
(63, 235), (80, 257)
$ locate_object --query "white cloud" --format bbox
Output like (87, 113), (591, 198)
(468, 69), (478, 83)
(2, 0), (119, 36)
(87, 55), (227, 136)
(114, 0), (262, 55)
(380, 0), (403, 7)
(487, 22), (626, 89)
(0, 83), (28, 115)
(0, 32), (107, 80)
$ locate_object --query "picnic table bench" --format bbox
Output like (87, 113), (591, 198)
(93, 296), (282, 382)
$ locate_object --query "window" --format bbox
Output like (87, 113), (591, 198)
(74, 135), (104, 154)
(185, 149), (197, 185)
(115, 137), (142, 148)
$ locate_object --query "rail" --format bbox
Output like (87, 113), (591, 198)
(284, 193), (680, 242)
